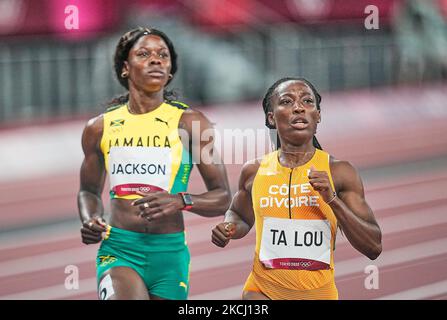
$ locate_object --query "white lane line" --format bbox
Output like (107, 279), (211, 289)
(0, 216), (222, 251)
(0, 246), (97, 278)
(335, 237), (447, 277)
(1, 183), (445, 251)
(0, 222), (82, 250)
(376, 279), (447, 300)
(194, 237), (447, 300)
(1, 203), (446, 278)
(2, 237), (447, 300)
(1, 278), (97, 300)
(2, 169), (446, 251)
(336, 203), (447, 245)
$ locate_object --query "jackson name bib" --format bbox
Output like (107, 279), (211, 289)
(109, 146), (172, 196)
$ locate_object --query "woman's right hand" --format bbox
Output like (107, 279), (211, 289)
(81, 217), (108, 245)
(211, 222), (236, 248)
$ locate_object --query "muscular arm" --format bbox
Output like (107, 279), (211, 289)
(179, 109), (232, 217)
(330, 160), (382, 260)
(212, 160), (259, 247)
(77, 115), (106, 224)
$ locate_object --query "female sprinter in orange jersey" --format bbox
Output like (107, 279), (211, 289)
(211, 77), (382, 300)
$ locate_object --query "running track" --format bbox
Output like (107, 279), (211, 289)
(1, 165), (446, 300)
(0, 85), (446, 299)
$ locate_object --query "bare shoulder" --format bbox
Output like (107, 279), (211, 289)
(181, 107), (201, 116)
(180, 107), (209, 120)
(329, 156), (357, 174)
(83, 114), (104, 137)
(329, 155), (363, 192)
(82, 114), (104, 151)
(241, 158), (262, 176)
(179, 107), (213, 131)
(240, 158), (263, 191)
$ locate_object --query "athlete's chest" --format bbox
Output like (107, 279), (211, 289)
(252, 167), (333, 221)
(103, 115), (181, 152)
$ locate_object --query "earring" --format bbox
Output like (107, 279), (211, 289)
(168, 74), (173, 79)
(121, 71), (128, 78)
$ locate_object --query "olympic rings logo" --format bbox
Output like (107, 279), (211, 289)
(98, 255), (117, 267)
(300, 262), (312, 268)
(139, 186), (151, 192)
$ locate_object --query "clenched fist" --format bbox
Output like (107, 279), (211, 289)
(211, 222), (236, 248)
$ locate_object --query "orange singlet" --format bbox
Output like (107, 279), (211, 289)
(243, 149), (339, 300)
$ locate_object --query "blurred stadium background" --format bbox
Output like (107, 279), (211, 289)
(0, 0), (446, 300)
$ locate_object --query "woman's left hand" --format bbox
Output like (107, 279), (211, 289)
(132, 190), (184, 221)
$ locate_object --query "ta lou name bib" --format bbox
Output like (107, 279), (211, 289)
(109, 146), (172, 196)
(259, 217), (332, 270)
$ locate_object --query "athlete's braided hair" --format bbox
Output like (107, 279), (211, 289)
(107, 27), (178, 108)
(262, 77), (322, 150)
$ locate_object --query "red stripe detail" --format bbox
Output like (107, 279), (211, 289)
(261, 258), (331, 270)
(111, 184), (165, 196)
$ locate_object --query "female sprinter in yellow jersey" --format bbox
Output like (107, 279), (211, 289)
(211, 77), (382, 300)
(78, 27), (231, 300)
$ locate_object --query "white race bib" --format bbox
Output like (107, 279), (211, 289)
(259, 217), (332, 270)
(98, 274), (114, 300)
(109, 147), (172, 196)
